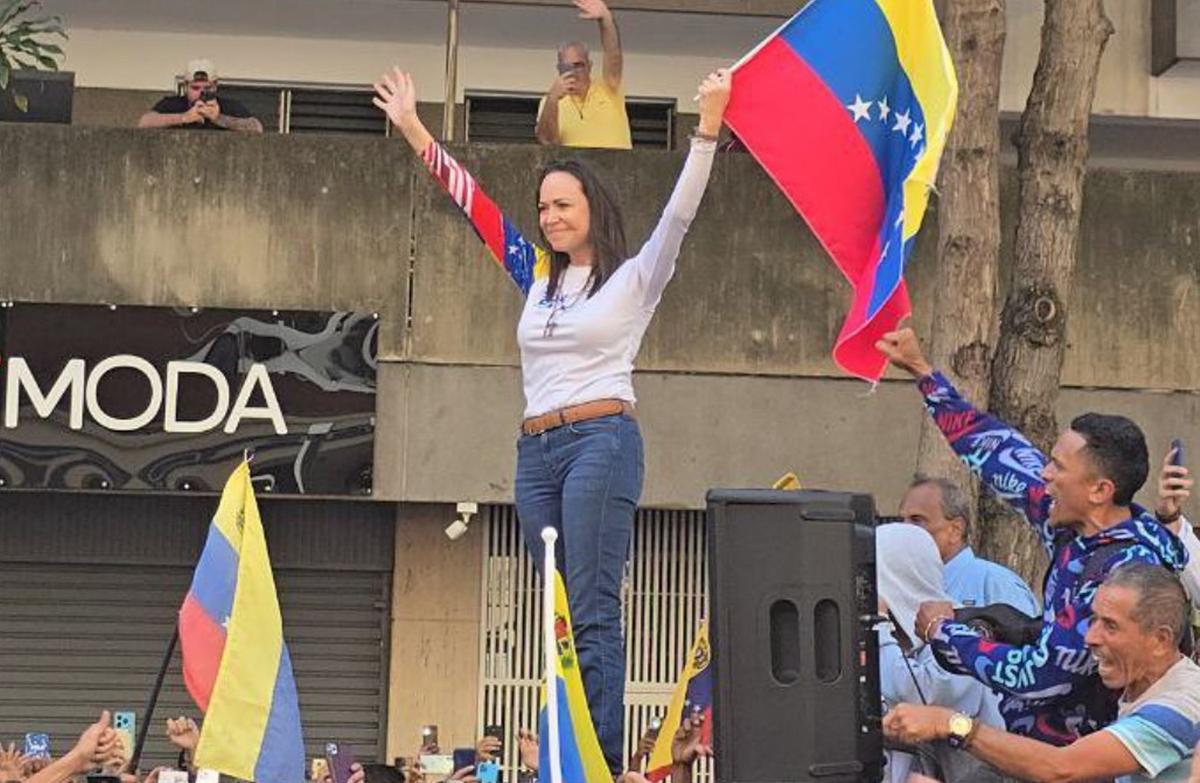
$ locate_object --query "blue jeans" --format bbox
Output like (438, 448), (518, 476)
(515, 413), (643, 775)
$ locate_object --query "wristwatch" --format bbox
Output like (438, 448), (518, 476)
(946, 712), (976, 749)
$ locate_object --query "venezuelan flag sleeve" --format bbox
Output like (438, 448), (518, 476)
(646, 624), (712, 781)
(724, 0), (957, 381)
(420, 141), (550, 295)
(178, 461), (305, 783)
(538, 571), (612, 783)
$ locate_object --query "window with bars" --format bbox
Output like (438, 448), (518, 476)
(172, 80), (676, 146)
(478, 504), (711, 780)
(183, 81), (391, 136)
(465, 91), (676, 149)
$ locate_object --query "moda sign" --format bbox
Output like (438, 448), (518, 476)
(4, 356), (285, 434)
(0, 303), (378, 495)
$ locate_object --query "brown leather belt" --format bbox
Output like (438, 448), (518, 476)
(522, 398), (636, 436)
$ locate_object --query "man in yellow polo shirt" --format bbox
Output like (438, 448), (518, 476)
(535, 0), (631, 150)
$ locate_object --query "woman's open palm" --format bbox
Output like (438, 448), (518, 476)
(373, 67), (418, 128)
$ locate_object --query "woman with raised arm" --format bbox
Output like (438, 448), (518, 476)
(373, 67), (731, 773)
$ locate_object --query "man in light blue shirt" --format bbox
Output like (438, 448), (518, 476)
(900, 477), (1039, 615)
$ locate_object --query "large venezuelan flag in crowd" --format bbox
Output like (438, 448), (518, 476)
(179, 461), (305, 783)
(725, 0), (957, 382)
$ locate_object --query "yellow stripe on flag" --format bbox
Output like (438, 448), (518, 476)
(534, 247), (552, 282)
(874, 0), (958, 242)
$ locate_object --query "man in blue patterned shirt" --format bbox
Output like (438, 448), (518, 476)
(884, 563), (1200, 782)
(877, 328), (1188, 746)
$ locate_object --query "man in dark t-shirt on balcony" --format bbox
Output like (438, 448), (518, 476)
(138, 59), (262, 133)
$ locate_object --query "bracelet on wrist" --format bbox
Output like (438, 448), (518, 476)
(923, 615), (949, 640)
(691, 130), (719, 142)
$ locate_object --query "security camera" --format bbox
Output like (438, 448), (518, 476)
(445, 501), (479, 540)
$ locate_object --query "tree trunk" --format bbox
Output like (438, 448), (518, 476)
(982, 0), (1114, 587)
(915, 0), (1007, 531)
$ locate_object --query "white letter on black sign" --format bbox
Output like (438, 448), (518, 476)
(4, 358), (85, 430)
(85, 355), (163, 431)
(165, 361), (231, 434)
(225, 364), (287, 435)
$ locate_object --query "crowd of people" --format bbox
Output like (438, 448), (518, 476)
(873, 328), (1198, 783)
(0, 713), (207, 783)
(0, 713), (711, 783)
(5, 345), (1192, 783)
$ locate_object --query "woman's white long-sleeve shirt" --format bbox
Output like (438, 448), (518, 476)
(419, 137), (717, 418)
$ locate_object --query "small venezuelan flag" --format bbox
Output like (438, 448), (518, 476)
(725, 0), (957, 382)
(178, 461), (305, 783)
(646, 624), (712, 781)
(538, 571), (611, 783)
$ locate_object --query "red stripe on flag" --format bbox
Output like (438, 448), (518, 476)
(834, 274), (911, 381)
(469, 189), (508, 264)
(725, 36), (886, 285)
(179, 592), (226, 712)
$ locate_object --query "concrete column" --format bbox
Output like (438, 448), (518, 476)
(387, 502), (485, 762)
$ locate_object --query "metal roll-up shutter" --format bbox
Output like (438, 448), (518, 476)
(0, 492), (394, 770)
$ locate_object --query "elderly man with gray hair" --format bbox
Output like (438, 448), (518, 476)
(535, 0), (631, 149)
(900, 476), (1038, 615)
(886, 562), (1200, 783)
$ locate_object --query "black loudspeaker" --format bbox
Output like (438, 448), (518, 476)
(0, 70), (74, 123)
(707, 489), (882, 783)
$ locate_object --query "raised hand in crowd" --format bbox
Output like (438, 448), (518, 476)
(403, 755), (427, 783)
(448, 764), (477, 783)
(347, 762), (365, 783)
(627, 724), (657, 773)
(875, 328), (933, 378)
(23, 756), (49, 778)
(372, 69), (433, 155)
(0, 742), (31, 782)
(103, 730), (132, 773)
(1156, 444), (1193, 531)
(474, 734), (501, 763)
(165, 717), (199, 753)
(516, 729), (538, 772)
(669, 713), (712, 783)
(25, 711), (112, 783)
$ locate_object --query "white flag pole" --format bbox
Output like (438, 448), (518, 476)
(541, 526), (563, 783)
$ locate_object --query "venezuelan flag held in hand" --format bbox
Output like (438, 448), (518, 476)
(725, 0), (957, 382)
(646, 624), (712, 782)
(179, 461), (305, 783)
(538, 570), (611, 783)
